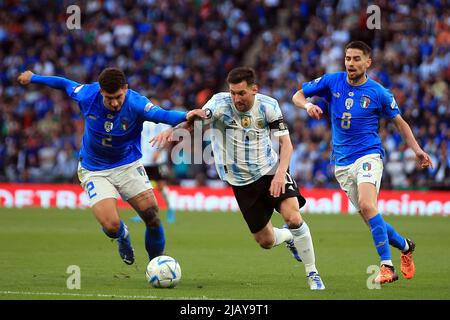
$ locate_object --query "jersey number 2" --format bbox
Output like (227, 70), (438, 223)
(341, 112), (351, 129)
(102, 135), (113, 147)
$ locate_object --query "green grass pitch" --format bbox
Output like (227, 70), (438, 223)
(1, 208), (449, 300)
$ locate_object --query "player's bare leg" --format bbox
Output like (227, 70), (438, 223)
(128, 189), (165, 260)
(92, 198), (134, 265)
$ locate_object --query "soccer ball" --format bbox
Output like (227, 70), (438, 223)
(145, 255), (181, 288)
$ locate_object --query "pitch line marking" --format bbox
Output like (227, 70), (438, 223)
(0, 290), (213, 300)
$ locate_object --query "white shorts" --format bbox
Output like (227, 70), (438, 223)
(334, 154), (383, 211)
(77, 160), (153, 207)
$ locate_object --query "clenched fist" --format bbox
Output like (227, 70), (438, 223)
(17, 70), (34, 85)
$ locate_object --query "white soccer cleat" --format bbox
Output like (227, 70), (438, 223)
(307, 272), (325, 290)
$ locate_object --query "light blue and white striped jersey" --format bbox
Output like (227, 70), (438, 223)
(202, 92), (289, 186)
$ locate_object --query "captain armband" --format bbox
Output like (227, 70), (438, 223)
(269, 118), (289, 137)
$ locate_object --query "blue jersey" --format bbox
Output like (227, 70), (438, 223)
(302, 72), (400, 166)
(31, 75), (187, 171)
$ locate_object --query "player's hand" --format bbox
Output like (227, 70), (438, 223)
(150, 128), (174, 149)
(305, 103), (323, 120)
(416, 150), (433, 169)
(270, 170), (286, 198)
(17, 70), (34, 85)
(186, 109), (207, 122)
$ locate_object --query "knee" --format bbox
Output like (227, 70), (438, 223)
(284, 213), (302, 228)
(139, 205), (161, 227)
(102, 219), (120, 234)
(358, 199), (376, 215)
(256, 237), (274, 249)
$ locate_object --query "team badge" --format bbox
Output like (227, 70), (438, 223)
(256, 118), (265, 129)
(345, 98), (354, 110)
(241, 116), (252, 128)
(104, 121), (113, 132)
(144, 102), (154, 112)
(362, 162), (371, 171)
(360, 96), (370, 108)
(205, 108), (212, 119)
(121, 117), (129, 130)
(390, 98), (398, 109)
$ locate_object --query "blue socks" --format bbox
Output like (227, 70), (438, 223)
(145, 224), (165, 261)
(103, 220), (127, 239)
(368, 214), (391, 262)
(385, 222), (407, 251)
(102, 220), (166, 261)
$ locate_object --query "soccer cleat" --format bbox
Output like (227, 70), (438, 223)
(401, 238), (416, 279)
(373, 264), (399, 284)
(285, 239), (302, 262)
(307, 272), (325, 290)
(117, 230), (135, 265)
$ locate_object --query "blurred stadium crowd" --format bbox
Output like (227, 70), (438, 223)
(0, 0), (449, 190)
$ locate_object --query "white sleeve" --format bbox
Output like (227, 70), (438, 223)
(201, 94), (218, 125)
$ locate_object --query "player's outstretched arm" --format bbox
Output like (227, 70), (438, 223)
(292, 89), (323, 120)
(17, 70), (80, 94)
(392, 115), (433, 169)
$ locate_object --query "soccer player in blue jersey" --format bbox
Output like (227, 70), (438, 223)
(292, 41), (433, 284)
(17, 68), (205, 265)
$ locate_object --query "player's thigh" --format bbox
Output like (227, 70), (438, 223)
(355, 154), (383, 194)
(91, 198), (120, 230)
(357, 183), (378, 219)
(77, 165), (120, 208)
(114, 161), (153, 202)
(278, 197), (303, 227)
(231, 177), (274, 235)
(334, 164), (359, 210)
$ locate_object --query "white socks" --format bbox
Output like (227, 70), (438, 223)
(272, 227), (294, 247)
(290, 222), (318, 275)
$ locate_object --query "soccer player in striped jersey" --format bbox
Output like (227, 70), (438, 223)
(152, 67), (325, 290)
(292, 41), (433, 284)
(17, 68), (205, 266)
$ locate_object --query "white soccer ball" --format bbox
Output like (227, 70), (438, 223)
(145, 255), (181, 288)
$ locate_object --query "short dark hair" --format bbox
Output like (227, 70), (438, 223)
(345, 41), (372, 57)
(98, 67), (127, 93)
(226, 67), (257, 86)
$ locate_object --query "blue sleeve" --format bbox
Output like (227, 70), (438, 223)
(133, 94), (187, 126)
(380, 88), (401, 119)
(301, 74), (332, 98)
(30, 74), (81, 97)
